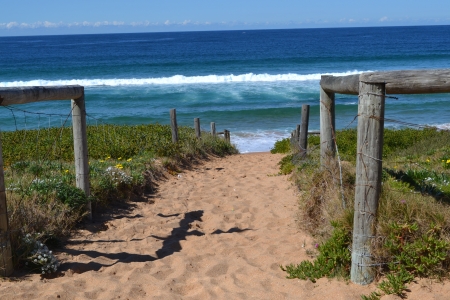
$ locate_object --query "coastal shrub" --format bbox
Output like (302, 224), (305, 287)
(277, 154), (295, 175)
(385, 222), (449, 278)
(281, 222), (351, 282)
(20, 233), (61, 275)
(7, 191), (78, 271)
(9, 176), (87, 210)
(270, 138), (291, 154)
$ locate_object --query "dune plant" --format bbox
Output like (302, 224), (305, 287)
(270, 138), (291, 154)
(21, 233), (61, 275)
(281, 221), (351, 282)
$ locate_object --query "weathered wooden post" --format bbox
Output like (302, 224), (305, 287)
(319, 86), (336, 168)
(299, 104), (310, 158)
(0, 133), (13, 276)
(224, 130), (230, 143)
(351, 79), (386, 285)
(295, 124), (301, 142)
(170, 109), (178, 143)
(71, 93), (91, 220)
(210, 122), (216, 136)
(194, 118), (201, 139)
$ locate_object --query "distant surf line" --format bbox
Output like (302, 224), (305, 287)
(1, 70), (372, 87)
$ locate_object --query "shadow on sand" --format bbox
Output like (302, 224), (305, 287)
(59, 210), (251, 275)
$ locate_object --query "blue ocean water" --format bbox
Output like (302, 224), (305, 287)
(1, 26), (450, 152)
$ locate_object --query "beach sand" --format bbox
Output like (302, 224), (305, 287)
(1, 152), (449, 299)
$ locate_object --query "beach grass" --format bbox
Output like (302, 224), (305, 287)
(277, 128), (450, 297)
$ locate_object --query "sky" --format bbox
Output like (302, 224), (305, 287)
(1, 0), (449, 36)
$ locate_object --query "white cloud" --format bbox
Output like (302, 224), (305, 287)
(43, 21), (58, 28)
(379, 16), (388, 22)
(7, 22), (19, 29)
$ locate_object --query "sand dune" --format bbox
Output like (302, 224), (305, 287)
(1, 153), (448, 299)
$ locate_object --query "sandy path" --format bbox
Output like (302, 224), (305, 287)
(1, 153), (448, 299)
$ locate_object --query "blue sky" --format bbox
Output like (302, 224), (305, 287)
(1, 0), (449, 36)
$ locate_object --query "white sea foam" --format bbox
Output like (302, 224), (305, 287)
(0, 70), (369, 87)
(231, 129), (300, 153)
(435, 123), (450, 130)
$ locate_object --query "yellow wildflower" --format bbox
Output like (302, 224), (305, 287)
(447, 159), (450, 164)
(127, 158), (132, 162)
(118, 157), (122, 160)
(64, 169), (69, 173)
(115, 164), (123, 169)
(100, 160), (105, 163)
(426, 158), (430, 163)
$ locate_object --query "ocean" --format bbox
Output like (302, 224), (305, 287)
(1, 26), (450, 152)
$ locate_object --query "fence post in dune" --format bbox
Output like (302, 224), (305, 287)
(170, 109), (178, 143)
(319, 85), (336, 168)
(350, 79), (386, 285)
(210, 122), (216, 136)
(299, 104), (310, 158)
(224, 130), (230, 143)
(295, 124), (301, 142)
(71, 93), (92, 220)
(0, 134), (14, 277)
(194, 118), (201, 139)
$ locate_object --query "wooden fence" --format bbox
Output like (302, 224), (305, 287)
(319, 69), (450, 285)
(0, 85), (89, 276)
(170, 108), (231, 143)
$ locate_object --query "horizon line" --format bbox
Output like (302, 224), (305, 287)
(1, 23), (449, 38)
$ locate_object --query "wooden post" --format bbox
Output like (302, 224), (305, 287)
(295, 124), (301, 142)
(351, 80), (386, 285)
(224, 130), (230, 143)
(194, 118), (201, 139)
(71, 94), (91, 220)
(0, 133), (13, 277)
(299, 104), (310, 158)
(210, 122), (216, 136)
(170, 109), (178, 143)
(320, 87), (336, 168)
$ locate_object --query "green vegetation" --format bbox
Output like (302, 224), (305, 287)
(279, 128), (450, 298)
(2, 123), (237, 274)
(270, 138), (291, 154)
(281, 221), (351, 282)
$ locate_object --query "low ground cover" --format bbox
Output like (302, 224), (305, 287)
(274, 128), (450, 299)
